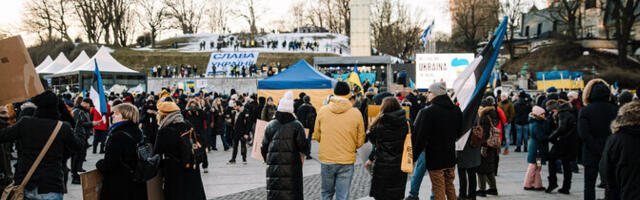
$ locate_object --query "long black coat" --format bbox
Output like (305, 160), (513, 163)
(602, 125), (640, 200)
(578, 100), (618, 167)
(0, 114), (82, 194)
(261, 112), (309, 200)
(548, 102), (579, 161)
(413, 95), (463, 170)
(478, 107), (499, 174)
(514, 99), (532, 125)
(211, 107), (226, 135)
(140, 104), (158, 145)
(154, 121), (206, 200)
(184, 108), (208, 147)
(295, 103), (316, 133)
(368, 109), (409, 200)
(96, 120), (147, 200)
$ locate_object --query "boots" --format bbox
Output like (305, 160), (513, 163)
(71, 175), (81, 185)
(503, 148), (509, 155)
(515, 146), (521, 152)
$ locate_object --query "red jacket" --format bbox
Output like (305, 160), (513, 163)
(90, 104), (111, 131)
(496, 106), (507, 143)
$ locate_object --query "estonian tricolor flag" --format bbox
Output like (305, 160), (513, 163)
(453, 17), (508, 150)
(89, 59), (108, 119)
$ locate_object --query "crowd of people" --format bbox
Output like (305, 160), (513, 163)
(193, 38), (338, 53)
(0, 76), (639, 200)
(150, 64), (200, 78)
(150, 62), (297, 78)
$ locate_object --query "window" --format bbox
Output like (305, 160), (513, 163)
(525, 26), (530, 37)
(537, 23), (543, 38)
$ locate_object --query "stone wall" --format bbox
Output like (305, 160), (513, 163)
(147, 77), (262, 94)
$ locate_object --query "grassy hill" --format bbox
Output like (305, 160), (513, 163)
(111, 48), (338, 73)
(502, 42), (640, 88)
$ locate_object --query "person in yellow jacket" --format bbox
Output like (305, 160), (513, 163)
(313, 81), (365, 200)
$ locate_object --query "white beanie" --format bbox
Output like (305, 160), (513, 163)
(277, 91), (295, 114)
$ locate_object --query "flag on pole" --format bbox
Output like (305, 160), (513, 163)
(409, 78), (416, 89)
(452, 16), (508, 151)
(420, 20), (435, 49)
(89, 60), (108, 117)
(82, 88), (87, 98)
(346, 72), (363, 93)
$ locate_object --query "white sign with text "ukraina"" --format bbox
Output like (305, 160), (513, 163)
(415, 53), (474, 89)
(205, 52), (260, 76)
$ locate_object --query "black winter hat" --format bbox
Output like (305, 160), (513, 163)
(31, 90), (58, 108)
(303, 95), (311, 103)
(334, 81), (350, 96)
(82, 98), (94, 106)
(589, 83), (611, 102)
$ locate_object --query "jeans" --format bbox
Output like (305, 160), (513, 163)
(409, 152), (427, 198)
(584, 165), (599, 200)
(211, 128), (229, 149)
(25, 187), (63, 200)
(321, 163), (354, 200)
(503, 123), (511, 149)
(515, 124), (529, 148)
(458, 167), (477, 198)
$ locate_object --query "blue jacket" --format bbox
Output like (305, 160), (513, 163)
(528, 115), (548, 163)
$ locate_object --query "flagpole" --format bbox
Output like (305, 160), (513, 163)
(542, 73), (546, 91)
(561, 72), (565, 90)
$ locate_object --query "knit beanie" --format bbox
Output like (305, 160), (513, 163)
(334, 81), (350, 98)
(532, 106), (545, 117)
(158, 102), (180, 115)
(277, 91), (295, 114)
(429, 82), (447, 96)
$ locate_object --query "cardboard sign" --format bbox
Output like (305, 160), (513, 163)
(0, 36), (45, 105)
(80, 170), (103, 200)
(367, 105), (410, 125)
(252, 119), (309, 162)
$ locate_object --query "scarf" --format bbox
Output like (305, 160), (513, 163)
(159, 111), (184, 129)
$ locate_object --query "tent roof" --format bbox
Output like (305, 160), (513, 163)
(38, 53), (70, 74)
(56, 51), (90, 74)
(258, 60), (337, 90)
(35, 56), (53, 71)
(64, 47), (138, 73)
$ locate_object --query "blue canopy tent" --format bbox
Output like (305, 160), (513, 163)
(258, 60), (337, 109)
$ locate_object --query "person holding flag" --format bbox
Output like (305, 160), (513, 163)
(89, 60), (111, 154)
(346, 64), (363, 94)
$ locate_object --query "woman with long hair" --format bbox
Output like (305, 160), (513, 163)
(183, 99), (209, 173)
(365, 97), (409, 200)
(211, 98), (230, 151)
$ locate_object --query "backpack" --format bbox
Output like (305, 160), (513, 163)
(486, 119), (501, 149)
(470, 117), (484, 148)
(177, 127), (205, 169)
(121, 132), (160, 182)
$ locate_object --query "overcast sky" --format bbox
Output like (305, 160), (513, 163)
(1, 0), (547, 45)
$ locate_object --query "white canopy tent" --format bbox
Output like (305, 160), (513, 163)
(35, 56), (53, 72)
(46, 46), (146, 93)
(56, 51), (90, 74)
(37, 53), (70, 74)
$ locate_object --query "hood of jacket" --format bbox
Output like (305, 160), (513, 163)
(479, 106), (495, 117)
(275, 111), (296, 124)
(379, 109), (407, 128)
(583, 78), (611, 105)
(328, 98), (353, 114)
(528, 112), (545, 122)
(611, 102), (640, 133)
(431, 95), (456, 110)
(557, 100), (573, 113)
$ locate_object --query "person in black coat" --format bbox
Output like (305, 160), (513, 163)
(476, 97), (500, 197)
(514, 92), (533, 151)
(211, 98), (229, 151)
(229, 100), (250, 164)
(0, 91), (83, 197)
(154, 102), (206, 200)
(183, 99), (209, 172)
(545, 100), (578, 194)
(261, 95), (309, 200)
(578, 79), (618, 200)
(96, 103), (147, 200)
(412, 82), (462, 200)
(71, 98), (99, 184)
(295, 96), (316, 159)
(140, 100), (159, 145)
(601, 101), (640, 200)
(365, 97), (409, 200)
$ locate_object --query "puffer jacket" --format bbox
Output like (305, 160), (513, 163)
(601, 101), (640, 200)
(261, 112), (309, 200)
(528, 114), (548, 164)
(548, 101), (579, 160)
(368, 109), (409, 200)
(313, 97), (365, 164)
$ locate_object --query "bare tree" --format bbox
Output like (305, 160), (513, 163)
(500, 0), (527, 58)
(371, 0), (425, 59)
(607, 0), (640, 65)
(51, 0), (73, 42)
(96, 0), (115, 44)
(165, 0), (205, 34)
(23, 0), (56, 42)
(140, 0), (167, 47)
(73, 0), (101, 43)
(291, 1), (306, 32)
(337, 0), (351, 35)
(536, 0), (582, 40)
(451, 0), (500, 52)
(208, 0), (229, 33)
(233, 0), (263, 34)
(110, 0), (131, 46)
